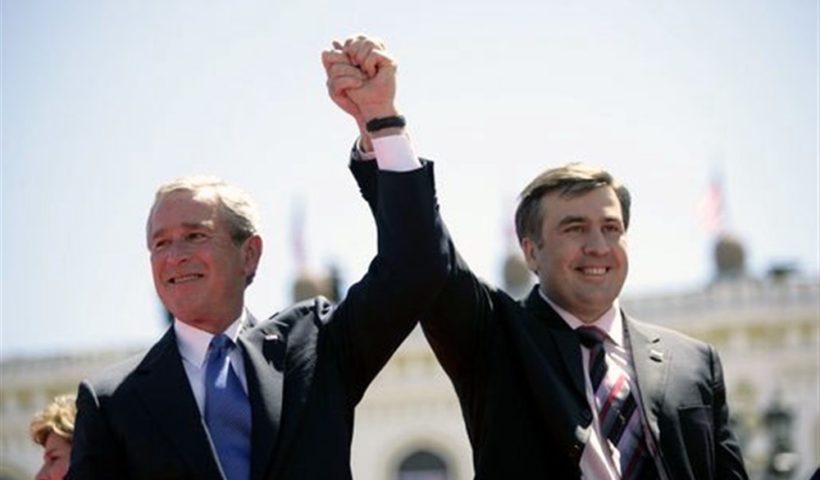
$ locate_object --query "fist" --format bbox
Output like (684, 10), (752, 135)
(322, 34), (398, 123)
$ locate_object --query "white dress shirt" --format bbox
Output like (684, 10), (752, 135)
(174, 311), (250, 415)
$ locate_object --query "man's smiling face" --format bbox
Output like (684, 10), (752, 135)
(521, 186), (628, 323)
(147, 189), (254, 332)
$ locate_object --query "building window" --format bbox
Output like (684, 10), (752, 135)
(397, 449), (448, 480)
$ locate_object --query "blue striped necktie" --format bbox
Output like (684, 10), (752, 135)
(576, 326), (657, 480)
(205, 334), (251, 480)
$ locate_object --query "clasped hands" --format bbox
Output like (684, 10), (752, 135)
(322, 34), (400, 139)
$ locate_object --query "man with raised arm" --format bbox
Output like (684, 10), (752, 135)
(68, 35), (449, 480)
(325, 36), (748, 480)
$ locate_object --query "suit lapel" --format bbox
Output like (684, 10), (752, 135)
(623, 315), (669, 443)
(133, 328), (223, 480)
(513, 287), (592, 455)
(239, 315), (285, 480)
(524, 288), (586, 399)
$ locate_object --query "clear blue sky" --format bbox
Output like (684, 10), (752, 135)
(2, 0), (817, 358)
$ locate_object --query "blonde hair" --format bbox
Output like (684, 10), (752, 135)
(30, 394), (76, 445)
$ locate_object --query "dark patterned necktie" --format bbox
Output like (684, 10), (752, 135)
(205, 334), (251, 480)
(576, 326), (657, 479)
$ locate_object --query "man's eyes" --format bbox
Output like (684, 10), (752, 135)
(603, 224), (623, 234)
(152, 239), (170, 250)
(152, 232), (209, 250)
(562, 224), (622, 234)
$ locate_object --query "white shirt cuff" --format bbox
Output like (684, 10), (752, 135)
(373, 134), (422, 172)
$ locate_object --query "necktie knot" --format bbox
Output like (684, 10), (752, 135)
(576, 326), (607, 348)
(210, 334), (234, 355)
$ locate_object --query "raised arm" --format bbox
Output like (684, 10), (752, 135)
(326, 38), (498, 398)
(321, 35), (451, 404)
(346, 148), (498, 393)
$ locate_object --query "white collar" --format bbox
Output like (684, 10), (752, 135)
(174, 310), (247, 368)
(539, 289), (624, 346)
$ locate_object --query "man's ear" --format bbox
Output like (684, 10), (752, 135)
(520, 237), (539, 274)
(243, 235), (263, 276)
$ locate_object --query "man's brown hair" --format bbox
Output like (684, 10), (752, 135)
(514, 163), (631, 245)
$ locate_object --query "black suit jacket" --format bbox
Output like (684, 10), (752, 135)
(351, 158), (747, 480)
(69, 163), (450, 480)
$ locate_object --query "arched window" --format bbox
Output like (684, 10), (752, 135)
(397, 449), (448, 480)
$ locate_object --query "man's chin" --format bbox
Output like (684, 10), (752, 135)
(570, 291), (616, 312)
(164, 304), (202, 325)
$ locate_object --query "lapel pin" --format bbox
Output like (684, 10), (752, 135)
(649, 349), (664, 362)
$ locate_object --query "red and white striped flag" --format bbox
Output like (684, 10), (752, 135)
(698, 174), (724, 234)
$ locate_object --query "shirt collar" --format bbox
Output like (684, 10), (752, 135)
(174, 310), (247, 369)
(538, 288), (624, 346)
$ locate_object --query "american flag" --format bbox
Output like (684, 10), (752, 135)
(698, 174), (724, 234)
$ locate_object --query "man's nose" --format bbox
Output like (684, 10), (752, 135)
(583, 230), (611, 256)
(166, 240), (192, 264)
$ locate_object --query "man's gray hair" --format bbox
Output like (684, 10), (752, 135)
(147, 175), (262, 245)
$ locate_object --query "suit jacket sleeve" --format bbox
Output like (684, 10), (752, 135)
(68, 381), (129, 480)
(330, 156), (451, 406)
(709, 346), (748, 479)
(349, 156), (492, 395)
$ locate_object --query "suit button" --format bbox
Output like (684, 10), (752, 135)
(581, 409), (592, 422)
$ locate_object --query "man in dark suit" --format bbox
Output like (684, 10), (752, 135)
(327, 41), (748, 480)
(68, 35), (449, 480)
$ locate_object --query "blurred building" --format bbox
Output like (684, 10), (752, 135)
(618, 235), (818, 479)
(1, 240), (817, 478)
